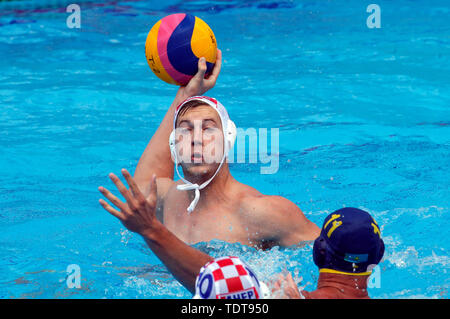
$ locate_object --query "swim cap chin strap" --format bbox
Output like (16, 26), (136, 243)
(174, 154), (227, 213)
(170, 96), (236, 214)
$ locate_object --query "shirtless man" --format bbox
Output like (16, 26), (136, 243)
(99, 50), (319, 249)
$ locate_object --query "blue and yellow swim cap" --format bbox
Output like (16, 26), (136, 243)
(313, 207), (385, 275)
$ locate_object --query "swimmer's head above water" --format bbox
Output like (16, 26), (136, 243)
(272, 207), (385, 299)
(313, 207), (385, 276)
(169, 96), (236, 213)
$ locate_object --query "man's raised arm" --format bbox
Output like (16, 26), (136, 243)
(134, 50), (222, 193)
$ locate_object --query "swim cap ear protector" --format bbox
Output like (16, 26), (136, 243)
(169, 96), (236, 213)
(312, 207), (385, 274)
(312, 235), (327, 269)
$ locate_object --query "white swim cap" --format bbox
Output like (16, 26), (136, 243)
(193, 256), (269, 299)
(169, 96), (237, 213)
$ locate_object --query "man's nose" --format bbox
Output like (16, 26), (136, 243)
(192, 123), (203, 146)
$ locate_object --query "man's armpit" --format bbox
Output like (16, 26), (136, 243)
(155, 177), (174, 223)
(156, 177), (174, 199)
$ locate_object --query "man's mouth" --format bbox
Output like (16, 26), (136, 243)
(191, 153), (203, 162)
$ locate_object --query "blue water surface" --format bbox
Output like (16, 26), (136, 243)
(0, 0), (449, 298)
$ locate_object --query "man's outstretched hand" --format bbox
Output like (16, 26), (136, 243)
(99, 170), (215, 294)
(177, 49), (222, 100)
(98, 169), (159, 237)
(271, 272), (303, 299)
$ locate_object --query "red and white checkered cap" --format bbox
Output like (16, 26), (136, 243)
(193, 256), (262, 299)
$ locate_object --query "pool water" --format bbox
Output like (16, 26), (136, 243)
(1, 0), (449, 299)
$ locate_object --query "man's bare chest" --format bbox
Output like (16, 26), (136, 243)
(162, 204), (254, 245)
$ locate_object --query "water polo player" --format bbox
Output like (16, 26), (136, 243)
(273, 207), (385, 299)
(99, 50), (319, 248)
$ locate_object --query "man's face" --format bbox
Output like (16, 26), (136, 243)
(175, 104), (224, 176)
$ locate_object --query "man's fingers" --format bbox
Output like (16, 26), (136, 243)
(272, 278), (281, 292)
(269, 273), (285, 297)
(213, 49), (222, 76)
(284, 272), (300, 298)
(109, 172), (137, 210)
(285, 287), (299, 299)
(205, 49), (222, 84)
(193, 57), (207, 81)
(121, 169), (146, 203)
(285, 272), (296, 287)
(99, 198), (126, 220)
(98, 186), (132, 216)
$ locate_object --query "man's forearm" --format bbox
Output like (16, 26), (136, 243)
(134, 90), (188, 188)
(141, 221), (213, 294)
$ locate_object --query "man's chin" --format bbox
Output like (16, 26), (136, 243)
(181, 162), (219, 177)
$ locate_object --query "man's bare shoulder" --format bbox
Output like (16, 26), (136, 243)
(238, 188), (320, 244)
(239, 189), (299, 218)
(233, 184), (300, 228)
